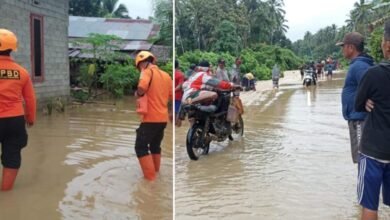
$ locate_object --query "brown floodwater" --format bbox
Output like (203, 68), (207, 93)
(175, 73), (390, 219)
(0, 97), (172, 220)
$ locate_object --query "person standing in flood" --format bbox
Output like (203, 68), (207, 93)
(337, 32), (374, 164)
(174, 60), (184, 127)
(0, 29), (36, 191)
(272, 64), (280, 89)
(215, 58), (230, 82)
(134, 51), (172, 181)
(354, 21), (390, 220)
(230, 57), (242, 85)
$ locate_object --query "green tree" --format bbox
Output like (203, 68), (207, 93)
(69, 0), (130, 18)
(102, 0), (130, 18)
(348, 0), (373, 36)
(175, 0), (289, 54)
(69, 0), (103, 17)
(212, 21), (241, 54)
(151, 0), (173, 46)
(71, 33), (122, 97)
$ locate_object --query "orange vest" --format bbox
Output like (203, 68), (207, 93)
(0, 55), (36, 123)
(137, 65), (172, 123)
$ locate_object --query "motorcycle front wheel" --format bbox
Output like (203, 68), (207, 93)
(186, 124), (209, 160)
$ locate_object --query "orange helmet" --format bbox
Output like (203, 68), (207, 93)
(135, 51), (156, 67)
(0, 29), (18, 52)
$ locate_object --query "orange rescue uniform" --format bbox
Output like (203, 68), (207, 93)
(0, 56), (36, 123)
(137, 65), (172, 122)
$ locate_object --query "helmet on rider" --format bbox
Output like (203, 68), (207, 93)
(0, 29), (18, 52)
(135, 51), (156, 69)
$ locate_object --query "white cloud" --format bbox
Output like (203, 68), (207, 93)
(284, 0), (357, 41)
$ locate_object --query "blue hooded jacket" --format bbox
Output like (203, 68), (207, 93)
(341, 54), (374, 121)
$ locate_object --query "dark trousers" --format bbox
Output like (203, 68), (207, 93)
(135, 123), (167, 158)
(0, 116), (28, 169)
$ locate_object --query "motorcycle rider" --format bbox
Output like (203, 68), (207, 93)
(0, 29), (36, 191)
(303, 61), (317, 85)
(182, 60), (235, 104)
(179, 60), (236, 120)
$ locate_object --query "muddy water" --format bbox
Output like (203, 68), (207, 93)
(175, 73), (390, 219)
(0, 97), (172, 220)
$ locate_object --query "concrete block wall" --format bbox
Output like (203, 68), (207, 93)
(0, 0), (70, 102)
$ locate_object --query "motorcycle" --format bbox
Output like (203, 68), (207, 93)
(303, 69), (316, 87)
(181, 88), (244, 160)
(241, 77), (256, 91)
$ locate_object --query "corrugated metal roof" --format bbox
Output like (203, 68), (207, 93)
(69, 48), (131, 60)
(69, 38), (152, 51)
(122, 41), (152, 50)
(69, 16), (159, 40)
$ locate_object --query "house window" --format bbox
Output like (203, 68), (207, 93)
(30, 14), (44, 82)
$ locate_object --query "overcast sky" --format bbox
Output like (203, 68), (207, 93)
(284, 0), (358, 42)
(118, 0), (359, 42)
(118, 0), (153, 19)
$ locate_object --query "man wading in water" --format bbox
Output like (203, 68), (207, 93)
(0, 29), (36, 191)
(134, 51), (172, 181)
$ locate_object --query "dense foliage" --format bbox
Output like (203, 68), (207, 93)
(368, 27), (385, 62)
(176, 0), (291, 55)
(71, 34), (172, 99)
(292, 0), (390, 62)
(100, 62), (139, 97)
(151, 0), (173, 46)
(177, 44), (302, 80)
(69, 0), (130, 18)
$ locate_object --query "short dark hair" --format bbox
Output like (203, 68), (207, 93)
(145, 56), (154, 64)
(0, 49), (12, 56)
(198, 60), (210, 67)
(385, 20), (390, 41)
(218, 58), (225, 64)
(189, 63), (196, 70)
(356, 41), (365, 52)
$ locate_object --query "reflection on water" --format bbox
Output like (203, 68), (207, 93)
(175, 73), (390, 219)
(0, 97), (172, 220)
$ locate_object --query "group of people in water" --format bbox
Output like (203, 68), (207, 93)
(299, 58), (338, 82)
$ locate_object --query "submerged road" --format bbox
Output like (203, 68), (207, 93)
(175, 72), (390, 219)
(0, 97), (173, 220)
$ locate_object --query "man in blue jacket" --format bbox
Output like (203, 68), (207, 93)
(337, 32), (374, 164)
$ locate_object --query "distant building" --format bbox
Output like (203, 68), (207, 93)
(68, 16), (171, 62)
(0, 0), (70, 101)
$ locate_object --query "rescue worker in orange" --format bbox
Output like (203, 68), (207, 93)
(0, 29), (36, 191)
(134, 51), (172, 181)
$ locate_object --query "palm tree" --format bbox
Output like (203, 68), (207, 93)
(348, 0), (373, 35)
(102, 0), (130, 18)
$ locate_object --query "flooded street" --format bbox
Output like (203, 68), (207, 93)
(0, 97), (172, 220)
(175, 73), (390, 219)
